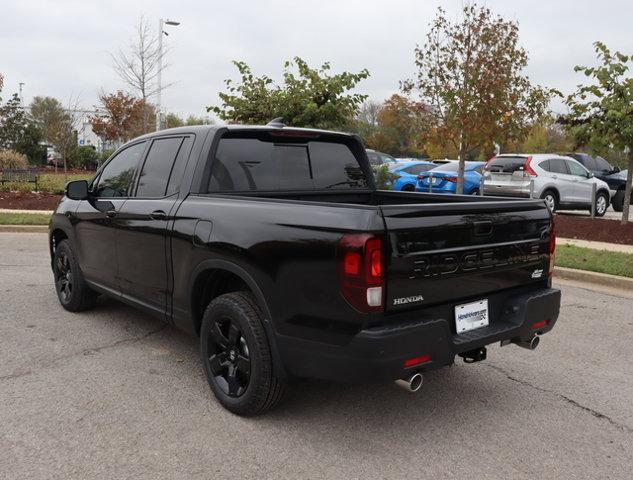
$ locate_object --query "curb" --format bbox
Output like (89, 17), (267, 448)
(555, 266), (633, 291)
(0, 225), (48, 233)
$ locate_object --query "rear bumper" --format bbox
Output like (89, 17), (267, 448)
(483, 182), (532, 197)
(277, 287), (561, 383)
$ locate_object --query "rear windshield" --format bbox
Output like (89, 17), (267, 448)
(486, 156), (528, 173)
(430, 162), (479, 172)
(208, 134), (370, 192)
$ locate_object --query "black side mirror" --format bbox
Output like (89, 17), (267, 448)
(586, 171), (594, 179)
(613, 167), (621, 173)
(66, 180), (89, 200)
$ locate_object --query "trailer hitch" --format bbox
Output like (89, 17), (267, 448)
(459, 347), (487, 364)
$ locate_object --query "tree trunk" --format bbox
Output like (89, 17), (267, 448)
(457, 140), (466, 195)
(622, 151), (633, 225)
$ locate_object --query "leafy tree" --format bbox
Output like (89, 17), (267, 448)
(164, 112), (184, 129)
(90, 91), (154, 146)
(209, 57), (369, 130)
(521, 116), (573, 153)
(185, 115), (214, 126)
(564, 42), (633, 224)
(363, 94), (429, 157)
(30, 96), (66, 142)
(402, 4), (551, 192)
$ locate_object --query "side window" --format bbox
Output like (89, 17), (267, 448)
(93, 142), (145, 197)
(549, 158), (568, 174)
(136, 137), (185, 198)
(567, 160), (588, 177)
(582, 156), (597, 170)
(594, 156), (612, 172)
(166, 136), (193, 196)
(539, 160), (551, 172)
(367, 152), (381, 166)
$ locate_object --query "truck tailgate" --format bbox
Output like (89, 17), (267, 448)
(380, 199), (552, 313)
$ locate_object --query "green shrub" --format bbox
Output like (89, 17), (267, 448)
(374, 164), (398, 190)
(99, 149), (115, 166)
(0, 149), (29, 170)
(73, 146), (99, 169)
(0, 182), (33, 193)
(37, 173), (93, 194)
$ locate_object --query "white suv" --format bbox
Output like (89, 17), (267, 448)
(482, 154), (611, 216)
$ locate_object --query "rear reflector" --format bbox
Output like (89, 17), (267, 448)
(531, 320), (549, 330)
(404, 354), (432, 367)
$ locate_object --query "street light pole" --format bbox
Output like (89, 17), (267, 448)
(155, 18), (180, 131)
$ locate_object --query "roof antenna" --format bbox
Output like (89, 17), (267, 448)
(267, 117), (285, 128)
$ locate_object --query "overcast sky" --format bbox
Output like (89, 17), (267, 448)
(2, 0), (632, 120)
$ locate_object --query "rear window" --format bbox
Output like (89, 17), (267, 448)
(486, 156), (528, 173)
(431, 162), (459, 172)
(208, 136), (369, 192)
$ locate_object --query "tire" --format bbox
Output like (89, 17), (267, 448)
(402, 184), (415, 192)
(593, 191), (609, 217)
(53, 240), (98, 312)
(612, 190), (624, 212)
(200, 291), (286, 416)
(541, 190), (558, 212)
(470, 188), (480, 196)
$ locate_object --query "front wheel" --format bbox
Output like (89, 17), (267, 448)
(53, 240), (98, 312)
(593, 192), (609, 217)
(612, 190), (624, 212)
(200, 292), (286, 416)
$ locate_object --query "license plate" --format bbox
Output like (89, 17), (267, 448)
(455, 299), (489, 333)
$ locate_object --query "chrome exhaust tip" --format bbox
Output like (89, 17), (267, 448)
(395, 372), (424, 392)
(513, 336), (540, 350)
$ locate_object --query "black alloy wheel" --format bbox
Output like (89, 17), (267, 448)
(54, 251), (73, 304)
(207, 316), (251, 397)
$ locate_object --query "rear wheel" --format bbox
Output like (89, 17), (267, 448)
(200, 291), (286, 416)
(470, 188), (480, 196)
(593, 192), (609, 217)
(402, 184), (415, 192)
(53, 240), (98, 312)
(541, 190), (558, 212)
(612, 190), (624, 212)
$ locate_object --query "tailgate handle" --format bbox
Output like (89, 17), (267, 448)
(473, 220), (493, 236)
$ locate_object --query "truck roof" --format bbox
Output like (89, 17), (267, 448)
(134, 124), (356, 140)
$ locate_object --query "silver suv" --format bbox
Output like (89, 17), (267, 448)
(482, 154), (611, 216)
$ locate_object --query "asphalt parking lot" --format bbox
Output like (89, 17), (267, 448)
(1, 233), (632, 479)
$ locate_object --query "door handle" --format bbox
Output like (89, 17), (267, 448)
(105, 210), (117, 218)
(150, 210), (167, 220)
(551, 175), (558, 179)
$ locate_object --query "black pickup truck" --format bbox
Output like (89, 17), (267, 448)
(49, 122), (560, 415)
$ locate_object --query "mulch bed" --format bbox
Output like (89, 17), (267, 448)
(0, 191), (61, 210)
(556, 213), (633, 245)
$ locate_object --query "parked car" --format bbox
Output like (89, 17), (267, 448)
(366, 149), (398, 168)
(416, 161), (485, 195)
(562, 152), (630, 212)
(50, 123), (560, 416)
(388, 160), (436, 191)
(483, 154), (611, 216)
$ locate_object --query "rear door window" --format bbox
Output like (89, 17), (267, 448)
(566, 160), (588, 177)
(539, 160), (551, 172)
(209, 136), (369, 192)
(136, 137), (185, 197)
(549, 158), (569, 174)
(404, 164), (433, 175)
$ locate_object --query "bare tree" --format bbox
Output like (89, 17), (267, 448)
(111, 16), (172, 132)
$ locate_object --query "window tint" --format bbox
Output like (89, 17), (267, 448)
(594, 156), (612, 171)
(485, 156), (528, 172)
(549, 158), (568, 174)
(208, 137), (369, 192)
(567, 160), (588, 177)
(404, 164), (434, 175)
(582, 155), (597, 170)
(136, 137), (185, 197)
(166, 136), (193, 196)
(539, 160), (551, 172)
(94, 142), (145, 197)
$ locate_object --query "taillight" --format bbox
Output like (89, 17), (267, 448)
(549, 220), (556, 276)
(337, 234), (384, 313)
(444, 176), (458, 183)
(524, 156), (538, 177)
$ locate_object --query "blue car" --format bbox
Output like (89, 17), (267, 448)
(388, 161), (436, 191)
(416, 161), (485, 195)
